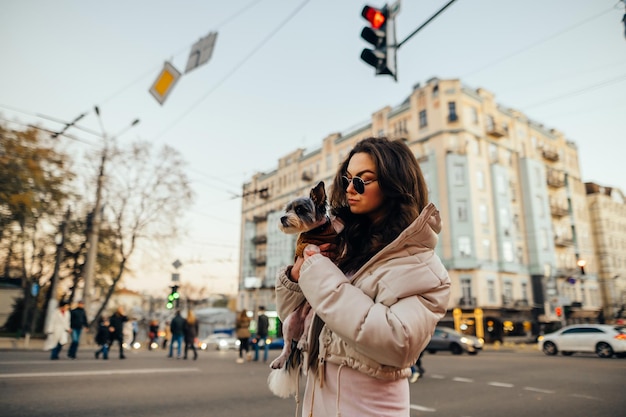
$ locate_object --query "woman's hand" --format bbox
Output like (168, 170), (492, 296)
(289, 243), (333, 282)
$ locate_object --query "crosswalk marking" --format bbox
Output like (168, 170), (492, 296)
(410, 404), (436, 412)
(488, 381), (514, 388)
(0, 368), (199, 378)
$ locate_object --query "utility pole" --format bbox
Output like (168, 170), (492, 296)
(82, 106), (139, 317)
(82, 150), (105, 316)
(44, 208), (70, 331)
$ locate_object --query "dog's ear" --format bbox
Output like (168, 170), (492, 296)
(310, 181), (326, 207)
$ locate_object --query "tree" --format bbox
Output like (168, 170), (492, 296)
(90, 140), (194, 324)
(0, 124), (75, 335)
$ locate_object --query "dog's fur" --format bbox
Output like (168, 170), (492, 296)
(267, 181), (342, 399)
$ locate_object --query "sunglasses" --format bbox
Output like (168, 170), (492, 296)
(341, 175), (377, 194)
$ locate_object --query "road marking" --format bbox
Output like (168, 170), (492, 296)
(488, 382), (514, 388)
(569, 393), (602, 401)
(410, 404), (436, 412)
(453, 377), (474, 383)
(523, 387), (555, 394)
(0, 368), (200, 378)
(429, 374), (446, 379)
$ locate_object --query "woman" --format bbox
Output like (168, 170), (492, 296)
(235, 310), (251, 364)
(276, 137), (450, 416)
(183, 311), (199, 360)
(43, 300), (71, 360)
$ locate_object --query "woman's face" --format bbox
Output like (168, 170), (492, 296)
(344, 152), (384, 219)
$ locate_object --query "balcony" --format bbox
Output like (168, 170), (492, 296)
(502, 295), (514, 307)
(250, 255), (266, 266)
(252, 214), (267, 223)
(448, 113), (459, 123)
(542, 149), (559, 162)
(547, 172), (566, 188)
(549, 202), (569, 217)
(252, 235), (267, 245)
(486, 126), (506, 138)
(458, 297), (477, 309)
(554, 236), (574, 247)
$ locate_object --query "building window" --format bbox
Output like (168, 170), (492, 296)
(457, 200), (468, 222)
(419, 110), (427, 128)
(489, 144), (498, 162)
(482, 239), (491, 260)
(503, 241), (514, 262)
(459, 236), (472, 257)
(471, 107), (478, 124)
(461, 276), (472, 301)
(487, 280), (496, 303)
(453, 163), (465, 186)
(496, 174), (506, 195)
(486, 115), (495, 131)
(503, 281), (513, 301)
(448, 102), (458, 122)
(476, 170), (485, 190)
(479, 204), (488, 224)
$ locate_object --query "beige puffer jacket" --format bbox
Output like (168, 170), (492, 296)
(275, 202), (451, 381)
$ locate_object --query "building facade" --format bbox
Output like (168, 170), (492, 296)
(585, 182), (626, 320)
(239, 77), (614, 340)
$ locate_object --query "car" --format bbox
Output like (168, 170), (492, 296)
(425, 326), (484, 355)
(538, 324), (626, 358)
(199, 333), (240, 351)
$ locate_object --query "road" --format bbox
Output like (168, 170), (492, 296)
(0, 345), (624, 417)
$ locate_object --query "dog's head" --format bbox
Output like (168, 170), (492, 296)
(279, 181), (328, 235)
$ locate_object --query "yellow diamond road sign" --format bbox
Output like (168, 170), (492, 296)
(149, 61), (181, 105)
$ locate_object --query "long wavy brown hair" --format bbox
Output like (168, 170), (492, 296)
(330, 137), (428, 273)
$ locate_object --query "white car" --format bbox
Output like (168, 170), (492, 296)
(538, 324), (626, 358)
(199, 333), (240, 351)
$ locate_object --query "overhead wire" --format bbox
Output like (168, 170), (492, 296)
(153, 0), (312, 141)
(461, 6), (615, 79)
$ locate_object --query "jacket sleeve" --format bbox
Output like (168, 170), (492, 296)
(275, 266), (307, 322)
(299, 253), (450, 368)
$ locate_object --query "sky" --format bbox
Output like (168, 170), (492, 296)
(1, 0), (625, 296)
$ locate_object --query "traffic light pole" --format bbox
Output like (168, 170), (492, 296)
(396, 0), (458, 49)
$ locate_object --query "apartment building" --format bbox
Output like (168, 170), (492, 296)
(585, 182), (626, 319)
(239, 77), (607, 340)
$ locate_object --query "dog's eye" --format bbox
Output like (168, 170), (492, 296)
(295, 206), (306, 215)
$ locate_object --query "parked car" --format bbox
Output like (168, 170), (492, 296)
(199, 333), (240, 351)
(538, 324), (626, 358)
(425, 326), (484, 355)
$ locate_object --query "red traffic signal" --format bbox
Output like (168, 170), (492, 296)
(555, 307), (563, 317)
(362, 6), (386, 29)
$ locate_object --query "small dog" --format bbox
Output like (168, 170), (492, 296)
(267, 181), (342, 398)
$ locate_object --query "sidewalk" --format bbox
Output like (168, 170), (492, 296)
(0, 336), (45, 351)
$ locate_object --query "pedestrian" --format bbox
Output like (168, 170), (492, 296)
(67, 300), (89, 359)
(275, 137), (451, 416)
(168, 310), (185, 358)
(409, 351), (426, 383)
(148, 319), (159, 350)
(235, 310), (251, 364)
(43, 300), (71, 360)
(109, 306), (128, 359)
(130, 319), (138, 346)
(94, 315), (111, 360)
(183, 310), (198, 360)
(254, 306), (269, 362)
(162, 320), (171, 350)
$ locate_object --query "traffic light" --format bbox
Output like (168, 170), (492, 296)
(360, 4), (397, 80)
(555, 307), (563, 317)
(166, 285), (180, 309)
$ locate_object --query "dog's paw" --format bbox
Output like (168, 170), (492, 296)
(269, 356), (286, 370)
